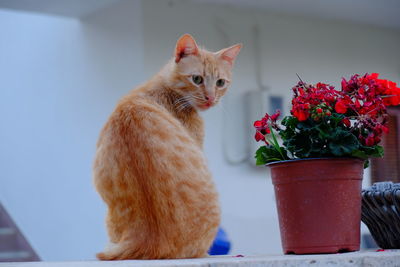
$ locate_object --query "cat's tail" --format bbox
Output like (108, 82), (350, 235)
(96, 241), (159, 260)
(96, 251), (117, 261)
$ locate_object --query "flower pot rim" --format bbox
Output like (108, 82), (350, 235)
(265, 157), (364, 167)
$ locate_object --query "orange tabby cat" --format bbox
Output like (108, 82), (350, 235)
(93, 34), (241, 260)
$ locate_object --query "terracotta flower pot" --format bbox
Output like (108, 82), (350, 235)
(268, 158), (364, 254)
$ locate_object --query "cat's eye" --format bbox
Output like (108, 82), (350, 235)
(216, 79), (225, 88)
(192, 75), (203, 85)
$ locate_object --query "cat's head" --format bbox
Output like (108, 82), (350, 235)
(169, 34), (241, 111)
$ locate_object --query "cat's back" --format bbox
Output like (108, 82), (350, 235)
(98, 85), (186, 147)
(94, 84), (207, 192)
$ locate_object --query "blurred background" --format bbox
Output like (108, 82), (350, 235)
(0, 0), (399, 262)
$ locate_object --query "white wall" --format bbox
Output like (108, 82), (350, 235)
(0, 1), (143, 260)
(141, 0), (400, 255)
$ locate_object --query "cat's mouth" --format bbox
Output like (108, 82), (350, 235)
(196, 102), (213, 110)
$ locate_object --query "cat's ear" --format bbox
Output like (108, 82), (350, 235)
(217, 44), (242, 66)
(175, 34), (199, 63)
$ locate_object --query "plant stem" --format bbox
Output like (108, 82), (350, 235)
(269, 126), (286, 160)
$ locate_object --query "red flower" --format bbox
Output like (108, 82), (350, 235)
(254, 112), (277, 143)
(365, 135), (375, 146)
(355, 99), (361, 109)
(293, 109), (309, 121)
(290, 81), (341, 121)
(270, 110), (281, 121)
(370, 73), (379, 79)
(253, 120), (263, 130)
(335, 100), (348, 114)
(382, 81), (400, 106)
(342, 118), (351, 127)
(255, 73), (397, 155)
(255, 131), (265, 142)
(374, 136), (381, 144)
(341, 78), (348, 92)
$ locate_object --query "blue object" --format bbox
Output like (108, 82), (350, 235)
(209, 227), (231, 255)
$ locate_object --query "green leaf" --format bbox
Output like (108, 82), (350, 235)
(328, 130), (359, 156)
(364, 160), (370, 169)
(376, 146), (384, 157)
(357, 145), (384, 158)
(369, 145), (384, 158)
(284, 133), (313, 158)
(316, 124), (331, 139)
(329, 113), (345, 127)
(296, 120), (314, 131)
(255, 146), (268, 165)
(351, 149), (369, 159)
(351, 146), (383, 169)
(351, 145), (384, 169)
(255, 145), (288, 165)
(281, 116), (298, 128)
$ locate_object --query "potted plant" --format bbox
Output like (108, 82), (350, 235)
(253, 73), (400, 254)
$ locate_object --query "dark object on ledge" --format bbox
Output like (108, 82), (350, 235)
(361, 182), (400, 249)
(0, 203), (40, 262)
(209, 228), (231, 255)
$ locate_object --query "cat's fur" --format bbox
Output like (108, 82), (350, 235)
(93, 34), (241, 260)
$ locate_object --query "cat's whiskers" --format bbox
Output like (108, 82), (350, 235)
(173, 95), (191, 108)
(175, 93), (208, 112)
(174, 94), (191, 103)
(177, 101), (191, 113)
(174, 95), (194, 113)
(189, 93), (207, 104)
(174, 99), (188, 108)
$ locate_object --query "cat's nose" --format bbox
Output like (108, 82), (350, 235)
(205, 95), (214, 104)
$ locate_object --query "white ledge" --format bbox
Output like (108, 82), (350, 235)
(2, 250), (400, 267)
